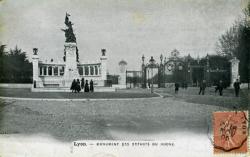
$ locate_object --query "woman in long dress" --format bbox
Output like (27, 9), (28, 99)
(84, 80), (89, 92)
(81, 78), (84, 89)
(76, 79), (81, 93)
(90, 79), (94, 92)
(70, 79), (76, 92)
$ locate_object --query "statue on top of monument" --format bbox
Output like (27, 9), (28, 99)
(62, 12), (79, 62)
(62, 12), (76, 43)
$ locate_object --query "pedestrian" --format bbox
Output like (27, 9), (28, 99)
(184, 82), (188, 90)
(233, 79), (240, 97)
(76, 79), (81, 93)
(175, 82), (179, 94)
(84, 80), (90, 92)
(90, 79), (94, 92)
(81, 78), (84, 89)
(199, 80), (206, 95)
(215, 81), (219, 94)
(217, 80), (224, 96)
(148, 81), (151, 89)
(70, 79), (76, 93)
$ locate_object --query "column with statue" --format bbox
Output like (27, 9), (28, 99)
(61, 13), (80, 87)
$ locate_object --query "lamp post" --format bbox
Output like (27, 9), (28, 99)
(141, 54), (146, 88)
(163, 57), (167, 88)
(149, 56), (156, 93)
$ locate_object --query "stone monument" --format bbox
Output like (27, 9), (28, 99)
(230, 57), (240, 87)
(31, 13), (110, 91)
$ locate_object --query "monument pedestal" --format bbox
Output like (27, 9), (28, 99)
(63, 42), (80, 87)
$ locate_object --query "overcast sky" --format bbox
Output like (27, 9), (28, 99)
(0, 0), (247, 73)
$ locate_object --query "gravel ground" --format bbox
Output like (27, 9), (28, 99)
(0, 96), (232, 142)
(0, 88), (249, 157)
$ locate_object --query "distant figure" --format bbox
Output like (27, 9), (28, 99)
(199, 80), (206, 95)
(184, 82), (188, 89)
(148, 81), (151, 89)
(81, 78), (85, 89)
(84, 80), (90, 92)
(175, 82), (179, 94)
(70, 79), (76, 93)
(215, 80), (224, 96)
(233, 79), (240, 97)
(90, 79), (94, 92)
(76, 79), (81, 93)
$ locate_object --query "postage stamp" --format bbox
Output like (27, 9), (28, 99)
(213, 111), (248, 153)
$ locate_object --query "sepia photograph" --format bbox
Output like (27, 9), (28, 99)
(0, 0), (249, 156)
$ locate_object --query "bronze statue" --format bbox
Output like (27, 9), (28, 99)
(61, 12), (76, 43)
(61, 13), (79, 62)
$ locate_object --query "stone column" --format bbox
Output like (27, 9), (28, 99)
(32, 48), (39, 88)
(230, 57), (240, 87)
(94, 66), (97, 76)
(46, 66), (49, 76)
(57, 66), (60, 76)
(88, 66), (91, 75)
(42, 67), (44, 76)
(52, 67), (54, 76)
(98, 66), (101, 75)
(82, 66), (85, 76)
(100, 49), (107, 81)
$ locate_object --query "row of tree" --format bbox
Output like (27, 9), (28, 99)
(0, 45), (32, 83)
(216, 2), (250, 83)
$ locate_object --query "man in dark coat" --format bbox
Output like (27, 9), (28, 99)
(90, 79), (94, 92)
(174, 82), (179, 94)
(217, 80), (224, 96)
(233, 79), (240, 97)
(199, 80), (206, 95)
(84, 80), (90, 92)
(70, 79), (76, 93)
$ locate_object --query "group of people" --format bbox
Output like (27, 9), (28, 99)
(198, 79), (241, 97)
(174, 79), (241, 97)
(70, 78), (94, 93)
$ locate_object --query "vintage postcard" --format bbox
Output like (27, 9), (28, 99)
(0, 0), (249, 157)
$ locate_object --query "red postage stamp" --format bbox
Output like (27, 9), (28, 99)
(213, 111), (248, 153)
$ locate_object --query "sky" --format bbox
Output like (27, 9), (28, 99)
(0, 0), (247, 73)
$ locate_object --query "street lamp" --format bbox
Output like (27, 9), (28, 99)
(149, 56), (156, 93)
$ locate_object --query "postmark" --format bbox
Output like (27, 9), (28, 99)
(213, 111), (248, 153)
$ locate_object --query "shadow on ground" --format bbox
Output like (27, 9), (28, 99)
(0, 88), (158, 99)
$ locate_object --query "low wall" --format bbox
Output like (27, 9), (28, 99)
(0, 83), (32, 88)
